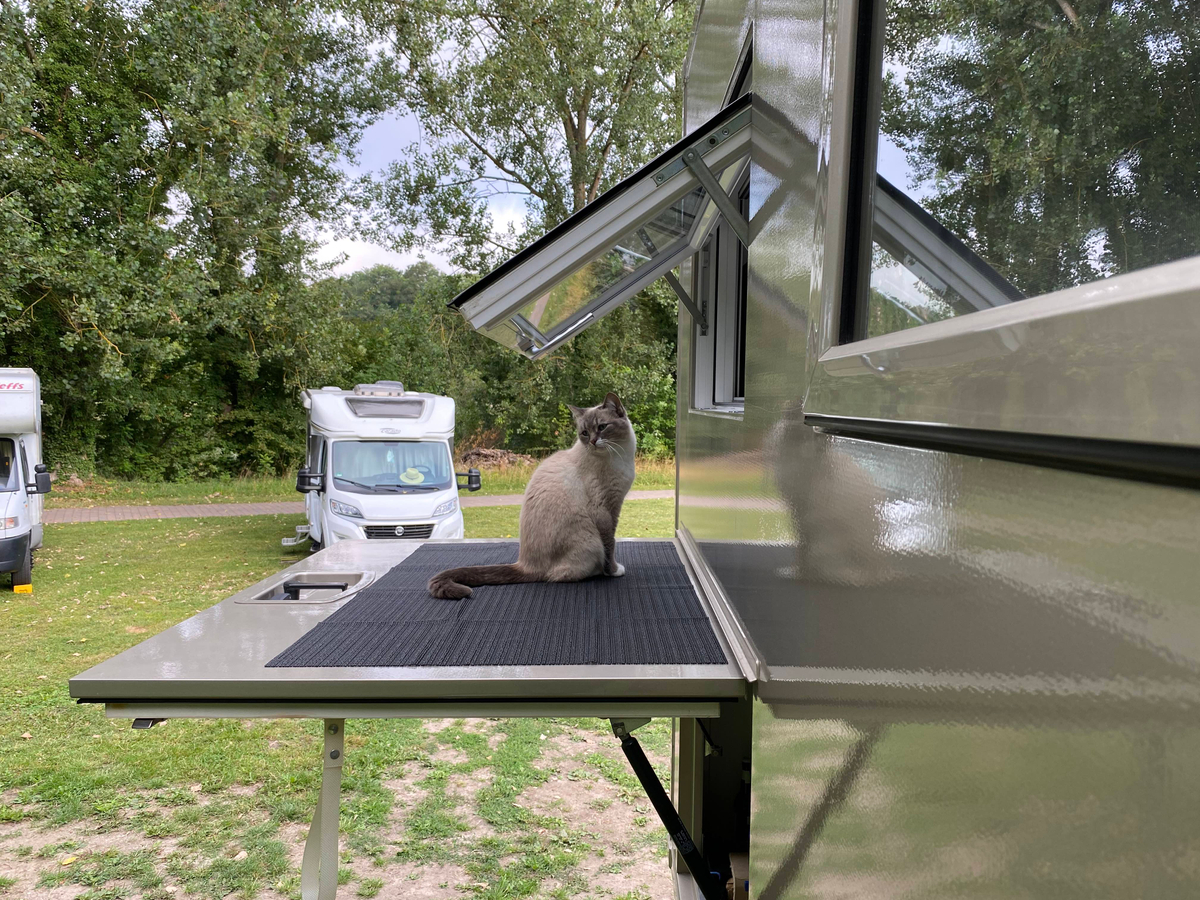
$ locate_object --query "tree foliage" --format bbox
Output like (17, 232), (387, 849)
(1, 0), (397, 476)
(883, 0), (1200, 296)
(322, 267), (679, 456)
(358, 0), (694, 269)
(352, 0), (692, 455)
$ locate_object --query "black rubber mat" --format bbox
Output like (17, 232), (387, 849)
(267, 542), (727, 668)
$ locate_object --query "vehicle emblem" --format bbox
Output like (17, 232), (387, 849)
(381, 427), (402, 434)
(394, 525), (406, 536)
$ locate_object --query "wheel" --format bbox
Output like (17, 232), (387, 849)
(13, 545), (32, 588)
(309, 540), (323, 553)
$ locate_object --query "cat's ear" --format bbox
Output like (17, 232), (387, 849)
(603, 392), (626, 417)
(567, 404), (585, 423)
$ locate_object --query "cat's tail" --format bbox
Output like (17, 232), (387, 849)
(427, 564), (538, 600)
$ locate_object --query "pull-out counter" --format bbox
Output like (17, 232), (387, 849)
(70, 538), (749, 900)
(70, 538), (747, 719)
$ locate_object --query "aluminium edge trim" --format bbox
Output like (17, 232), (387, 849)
(676, 526), (763, 683)
(101, 700), (724, 721)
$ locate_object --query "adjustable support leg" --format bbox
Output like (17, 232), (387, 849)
(610, 719), (727, 900)
(301, 719), (345, 900)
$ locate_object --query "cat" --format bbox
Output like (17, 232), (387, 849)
(428, 392), (637, 599)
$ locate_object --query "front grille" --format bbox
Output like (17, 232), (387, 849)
(364, 523), (435, 540)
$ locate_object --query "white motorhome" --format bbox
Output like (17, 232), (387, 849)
(0, 368), (52, 591)
(287, 381), (480, 549)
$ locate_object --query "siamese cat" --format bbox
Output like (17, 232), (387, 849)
(428, 393), (636, 599)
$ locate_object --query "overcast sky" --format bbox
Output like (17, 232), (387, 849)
(314, 111), (530, 277)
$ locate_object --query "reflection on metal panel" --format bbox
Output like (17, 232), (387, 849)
(685, 0), (755, 129)
(752, 702), (1200, 898)
(713, 431), (1200, 709)
(806, 260), (1200, 447)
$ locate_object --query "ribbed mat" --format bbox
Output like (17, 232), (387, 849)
(267, 542), (727, 668)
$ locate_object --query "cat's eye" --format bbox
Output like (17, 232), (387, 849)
(597, 424), (608, 431)
(580, 431), (588, 438)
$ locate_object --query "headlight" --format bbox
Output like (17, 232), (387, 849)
(432, 498), (458, 518)
(2, 516), (16, 528)
(329, 499), (363, 518)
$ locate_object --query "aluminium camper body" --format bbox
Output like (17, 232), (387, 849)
(289, 382), (477, 548)
(0, 368), (52, 590)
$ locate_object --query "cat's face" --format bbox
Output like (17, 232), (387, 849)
(569, 393), (634, 452)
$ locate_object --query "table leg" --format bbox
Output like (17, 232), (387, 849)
(301, 719), (345, 900)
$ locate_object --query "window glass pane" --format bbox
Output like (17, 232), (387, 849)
(509, 186), (708, 344)
(734, 182), (750, 400)
(331, 441), (453, 494)
(865, 0), (1200, 338)
(0, 439), (17, 492)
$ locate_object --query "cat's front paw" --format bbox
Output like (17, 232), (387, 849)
(607, 562), (626, 577)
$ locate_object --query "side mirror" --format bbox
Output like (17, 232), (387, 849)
(31, 463), (51, 495)
(457, 468), (482, 492)
(295, 467), (323, 494)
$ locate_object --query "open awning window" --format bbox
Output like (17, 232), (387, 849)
(449, 94), (753, 358)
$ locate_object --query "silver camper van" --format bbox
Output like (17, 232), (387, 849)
(72, 1), (1200, 897)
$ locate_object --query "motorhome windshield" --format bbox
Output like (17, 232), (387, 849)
(0, 439), (18, 492)
(331, 441), (453, 493)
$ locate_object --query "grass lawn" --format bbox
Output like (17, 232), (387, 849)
(0, 504), (675, 900)
(46, 459), (676, 509)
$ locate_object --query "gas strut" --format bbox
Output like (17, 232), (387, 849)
(610, 719), (728, 900)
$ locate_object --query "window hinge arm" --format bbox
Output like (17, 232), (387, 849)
(683, 148), (750, 248)
(664, 269), (706, 334)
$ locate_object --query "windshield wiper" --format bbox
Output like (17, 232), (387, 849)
(333, 477), (386, 491)
(375, 483), (441, 492)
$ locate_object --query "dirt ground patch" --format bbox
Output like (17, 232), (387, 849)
(0, 821), (184, 900)
(368, 861), (471, 900)
(518, 735), (671, 899)
(0, 721), (674, 900)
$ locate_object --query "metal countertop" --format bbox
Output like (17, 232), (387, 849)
(69, 539), (747, 709)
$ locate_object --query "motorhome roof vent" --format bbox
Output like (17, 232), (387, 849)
(346, 397), (425, 418)
(354, 381), (405, 396)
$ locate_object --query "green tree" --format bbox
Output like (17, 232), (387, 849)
(338, 262), (442, 316)
(358, 0), (694, 269)
(321, 268), (678, 455)
(882, 0), (1200, 297)
(1, 0), (398, 477)
(352, 0), (692, 454)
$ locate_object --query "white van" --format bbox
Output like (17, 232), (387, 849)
(0, 368), (52, 591)
(286, 381), (480, 549)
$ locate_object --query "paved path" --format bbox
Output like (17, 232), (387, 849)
(43, 490), (675, 524)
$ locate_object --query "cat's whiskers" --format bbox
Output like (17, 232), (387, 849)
(599, 440), (627, 462)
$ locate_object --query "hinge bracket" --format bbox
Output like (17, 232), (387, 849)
(664, 270), (707, 334)
(682, 148), (750, 248)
